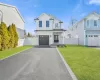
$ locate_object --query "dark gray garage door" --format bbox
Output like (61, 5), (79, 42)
(39, 35), (49, 45)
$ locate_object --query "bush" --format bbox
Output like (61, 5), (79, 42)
(8, 25), (15, 48)
(12, 24), (18, 47)
(0, 35), (1, 50)
(0, 22), (9, 50)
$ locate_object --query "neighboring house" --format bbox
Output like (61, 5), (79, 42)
(64, 12), (100, 46)
(34, 13), (66, 46)
(0, 3), (25, 46)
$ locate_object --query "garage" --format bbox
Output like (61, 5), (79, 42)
(39, 35), (49, 45)
(87, 35), (100, 46)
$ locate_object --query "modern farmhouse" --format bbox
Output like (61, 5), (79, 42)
(0, 3), (25, 46)
(63, 12), (100, 46)
(34, 13), (66, 46)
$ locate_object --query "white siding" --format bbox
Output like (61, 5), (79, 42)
(35, 13), (62, 30)
(0, 5), (24, 29)
(36, 14), (52, 30)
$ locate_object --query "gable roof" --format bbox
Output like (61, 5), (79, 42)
(0, 2), (25, 23)
(69, 12), (100, 30)
(35, 13), (63, 22)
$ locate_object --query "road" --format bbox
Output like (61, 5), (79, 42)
(0, 48), (73, 80)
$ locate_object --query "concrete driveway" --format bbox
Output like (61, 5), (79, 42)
(0, 48), (73, 80)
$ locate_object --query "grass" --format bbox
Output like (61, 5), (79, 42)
(0, 46), (32, 60)
(58, 45), (100, 80)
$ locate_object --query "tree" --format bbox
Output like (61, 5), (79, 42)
(28, 32), (31, 37)
(0, 22), (9, 50)
(12, 24), (18, 47)
(0, 35), (1, 50)
(24, 30), (27, 38)
(8, 25), (14, 48)
(7, 29), (11, 49)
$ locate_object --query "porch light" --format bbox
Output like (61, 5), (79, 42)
(59, 21), (63, 23)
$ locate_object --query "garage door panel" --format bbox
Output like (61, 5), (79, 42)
(39, 35), (49, 45)
(87, 35), (99, 46)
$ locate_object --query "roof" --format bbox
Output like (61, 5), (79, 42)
(35, 13), (63, 22)
(0, 2), (25, 23)
(68, 12), (100, 30)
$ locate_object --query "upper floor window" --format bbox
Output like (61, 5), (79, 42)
(87, 20), (89, 27)
(55, 23), (58, 28)
(46, 21), (49, 27)
(39, 21), (42, 27)
(94, 20), (97, 26)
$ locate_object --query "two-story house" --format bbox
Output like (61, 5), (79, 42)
(34, 13), (66, 46)
(64, 12), (100, 46)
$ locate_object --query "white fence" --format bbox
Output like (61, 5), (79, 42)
(18, 39), (25, 47)
(64, 38), (79, 45)
(23, 37), (37, 45)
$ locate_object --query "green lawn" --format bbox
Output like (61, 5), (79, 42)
(58, 45), (100, 80)
(0, 46), (32, 60)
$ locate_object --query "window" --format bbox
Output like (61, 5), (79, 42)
(87, 20), (89, 27)
(46, 21), (49, 27)
(54, 35), (59, 42)
(55, 23), (58, 28)
(94, 20), (97, 26)
(94, 35), (98, 37)
(39, 21), (42, 27)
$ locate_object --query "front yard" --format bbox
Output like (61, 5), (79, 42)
(0, 46), (32, 60)
(58, 45), (100, 80)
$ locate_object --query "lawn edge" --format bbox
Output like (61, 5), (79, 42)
(56, 47), (77, 80)
(0, 47), (32, 61)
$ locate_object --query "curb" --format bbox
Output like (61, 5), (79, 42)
(0, 47), (32, 61)
(56, 48), (78, 80)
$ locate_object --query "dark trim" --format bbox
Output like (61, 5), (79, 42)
(49, 18), (54, 20)
(34, 18), (39, 20)
(59, 21), (63, 23)
(35, 29), (66, 31)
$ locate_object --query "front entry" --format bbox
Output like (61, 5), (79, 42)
(54, 35), (59, 43)
(39, 35), (49, 45)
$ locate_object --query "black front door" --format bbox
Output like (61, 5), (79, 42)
(54, 35), (59, 43)
(39, 35), (49, 45)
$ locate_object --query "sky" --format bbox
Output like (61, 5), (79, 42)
(0, 0), (100, 34)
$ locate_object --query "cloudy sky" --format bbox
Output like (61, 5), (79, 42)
(0, 0), (100, 34)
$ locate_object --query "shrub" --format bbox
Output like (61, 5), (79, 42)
(8, 25), (14, 48)
(0, 22), (9, 50)
(12, 24), (18, 47)
(0, 35), (1, 50)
